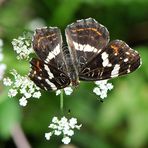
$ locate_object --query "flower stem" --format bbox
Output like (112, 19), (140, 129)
(60, 89), (64, 113)
(11, 123), (31, 148)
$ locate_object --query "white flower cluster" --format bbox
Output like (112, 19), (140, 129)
(56, 87), (73, 96)
(11, 34), (34, 60)
(3, 69), (41, 106)
(0, 39), (6, 80)
(45, 116), (82, 144)
(93, 80), (113, 99)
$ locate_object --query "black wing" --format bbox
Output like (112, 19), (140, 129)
(29, 27), (70, 90)
(65, 18), (141, 81)
(79, 40), (141, 81)
(29, 58), (70, 91)
(33, 27), (66, 71)
(65, 18), (109, 72)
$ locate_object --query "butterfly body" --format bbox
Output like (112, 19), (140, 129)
(29, 18), (141, 91)
(64, 51), (79, 87)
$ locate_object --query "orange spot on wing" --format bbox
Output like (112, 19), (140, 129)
(72, 28), (102, 36)
(36, 61), (40, 70)
(36, 33), (56, 47)
(111, 45), (119, 55)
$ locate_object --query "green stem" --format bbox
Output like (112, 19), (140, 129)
(60, 89), (64, 113)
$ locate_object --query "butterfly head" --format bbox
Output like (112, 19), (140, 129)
(71, 79), (80, 87)
(67, 70), (79, 87)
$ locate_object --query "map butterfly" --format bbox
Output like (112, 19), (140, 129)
(29, 18), (141, 91)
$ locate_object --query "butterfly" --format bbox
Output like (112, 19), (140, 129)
(29, 18), (141, 91)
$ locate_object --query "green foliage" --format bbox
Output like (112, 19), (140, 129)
(0, 97), (21, 138)
(0, 0), (148, 147)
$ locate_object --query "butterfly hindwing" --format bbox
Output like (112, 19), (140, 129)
(79, 40), (141, 81)
(29, 58), (70, 91)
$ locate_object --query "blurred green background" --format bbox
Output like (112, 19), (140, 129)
(0, 0), (148, 148)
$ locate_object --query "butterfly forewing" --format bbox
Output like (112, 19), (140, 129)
(33, 27), (66, 71)
(65, 18), (110, 71)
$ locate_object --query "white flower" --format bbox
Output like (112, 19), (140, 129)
(100, 91), (107, 99)
(106, 83), (114, 90)
(20, 87), (27, 94)
(60, 117), (68, 125)
(12, 34), (34, 60)
(48, 124), (58, 129)
(63, 129), (74, 136)
(99, 83), (108, 91)
(54, 130), (62, 136)
(57, 125), (63, 131)
(52, 117), (59, 123)
(62, 136), (71, 144)
(95, 80), (107, 85)
(32, 91), (41, 98)
(3, 77), (13, 86)
(93, 87), (101, 96)
(45, 132), (52, 140)
(19, 97), (28, 106)
(64, 87), (73, 95)
(93, 80), (113, 100)
(4, 69), (41, 106)
(24, 92), (32, 98)
(75, 124), (82, 130)
(14, 77), (23, 87)
(56, 87), (73, 96)
(45, 116), (82, 144)
(8, 89), (17, 97)
(69, 118), (77, 129)
(62, 123), (69, 131)
(56, 90), (61, 96)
